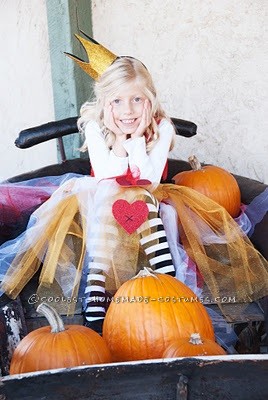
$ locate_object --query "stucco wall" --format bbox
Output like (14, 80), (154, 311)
(92, 0), (268, 183)
(0, 0), (57, 181)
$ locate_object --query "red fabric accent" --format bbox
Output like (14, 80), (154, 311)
(162, 161), (168, 181)
(0, 186), (50, 224)
(116, 167), (151, 187)
(112, 199), (149, 234)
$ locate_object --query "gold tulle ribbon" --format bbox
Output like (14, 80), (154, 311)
(1, 195), (86, 315)
(153, 184), (268, 313)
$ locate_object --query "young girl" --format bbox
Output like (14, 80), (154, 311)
(78, 57), (180, 328)
(0, 56), (268, 334)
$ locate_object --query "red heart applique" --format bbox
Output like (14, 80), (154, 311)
(112, 199), (149, 234)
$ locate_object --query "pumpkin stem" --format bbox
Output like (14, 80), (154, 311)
(188, 155), (202, 171)
(132, 267), (156, 279)
(189, 333), (203, 345)
(37, 302), (65, 333)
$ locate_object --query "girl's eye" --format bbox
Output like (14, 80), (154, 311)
(133, 97), (143, 103)
(112, 99), (121, 105)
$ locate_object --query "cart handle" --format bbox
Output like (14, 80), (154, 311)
(15, 117), (197, 149)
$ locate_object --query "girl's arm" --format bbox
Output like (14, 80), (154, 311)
(123, 119), (175, 183)
(85, 121), (128, 180)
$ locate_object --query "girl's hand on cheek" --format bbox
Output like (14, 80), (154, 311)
(131, 99), (151, 139)
(104, 103), (125, 138)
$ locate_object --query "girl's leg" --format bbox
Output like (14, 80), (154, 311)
(84, 269), (106, 324)
(82, 181), (118, 329)
(138, 192), (175, 276)
(83, 223), (117, 329)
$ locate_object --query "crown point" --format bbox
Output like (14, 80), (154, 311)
(65, 33), (117, 81)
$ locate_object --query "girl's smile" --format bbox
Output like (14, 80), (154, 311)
(109, 81), (148, 134)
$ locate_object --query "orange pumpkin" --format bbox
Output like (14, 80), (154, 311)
(10, 302), (112, 374)
(162, 333), (226, 358)
(102, 268), (215, 362)
(172, 155), (241, 218)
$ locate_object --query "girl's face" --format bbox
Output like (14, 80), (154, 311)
(108, 81), (149, 135)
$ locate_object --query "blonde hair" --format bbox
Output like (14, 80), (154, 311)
(78, 57), (174, 152)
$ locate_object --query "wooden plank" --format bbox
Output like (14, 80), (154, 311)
(0, 355), (267, 400)
(0, 298), (27, 376)
(206, 302), (264, 324)
(19, 272), (84, 332)
(201, 283), (264, 323)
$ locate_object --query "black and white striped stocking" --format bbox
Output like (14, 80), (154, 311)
(137, 191), (175, 276)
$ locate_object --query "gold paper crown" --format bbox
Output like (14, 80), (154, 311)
(65, 31), (117, 80)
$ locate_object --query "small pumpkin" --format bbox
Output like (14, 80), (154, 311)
(162, 333), (226, 358)
(172, 155), (241, 218)
(10, 302), (112, 374)
(103, 268), (215, 362)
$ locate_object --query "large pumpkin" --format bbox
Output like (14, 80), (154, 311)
(102, 268), (215, 362)
(162, 333), (226, 358)
(172, 155), (241, 218)
(10, 302), (112, 374)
